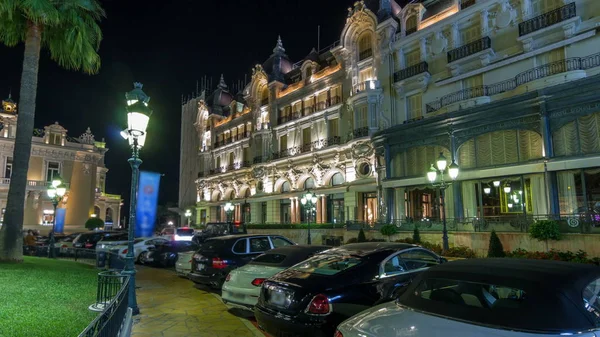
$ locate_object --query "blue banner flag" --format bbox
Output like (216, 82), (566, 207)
(135, 171), (161, 237)
(54, 208), (66, 233)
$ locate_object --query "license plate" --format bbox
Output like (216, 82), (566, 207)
(197, 263), (205, 271)
(270, 290), (286, 306)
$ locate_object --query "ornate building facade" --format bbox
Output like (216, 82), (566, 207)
(0, 95), (121, 232)
(373, 0), (600, 231)
(180, 0), (600, 230)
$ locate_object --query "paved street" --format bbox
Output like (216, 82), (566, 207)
(132, 266), (264, 337)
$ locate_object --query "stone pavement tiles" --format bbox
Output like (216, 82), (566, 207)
(131, 266), (265, 337)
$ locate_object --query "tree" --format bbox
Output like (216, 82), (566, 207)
(85, 217), (104, 230)
(487, 230), (505, 257)
(529, 220), (562, 251)
(357, 228), (367, 242)
(0, 0), (105, 262)
(412, 225), (421, 243)
(380, 224), (398, 242)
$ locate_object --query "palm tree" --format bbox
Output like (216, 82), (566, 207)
(0, 0), (105, 262)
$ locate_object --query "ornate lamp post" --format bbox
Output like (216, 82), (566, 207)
(46, 177), (66, 258)
(300, 191), (318, 245)
(184, 209), (192, 226)
(224, 202), (234, 223)
(120, 82), (152, 316)
(426, 152), (459, 253)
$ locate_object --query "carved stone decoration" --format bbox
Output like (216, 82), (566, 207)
(79, 127), (95, 144)
(431, 31), (448, 55)
(232, 178), (242, 197)
(332, 152), (347, 171)
(285, 161), (303, 187)
(352, 141), (374, 160)
(33, 192), (40, 210)
(309, 154), (330, 186)
(217, 182), (226, 199)
(83, 163), (91, 175)
(496, 1), (514, 29)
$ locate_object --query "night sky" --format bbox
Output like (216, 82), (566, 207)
(0, 0), (379, 210)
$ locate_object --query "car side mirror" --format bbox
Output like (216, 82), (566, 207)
(440, 257), (448, 263)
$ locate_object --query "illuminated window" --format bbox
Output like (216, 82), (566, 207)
(4, 157), (12, 178)
(46, 162), (60, 183)
(406, 16), (418, 35)
(532, 0), (562, 14)
(407, 93), (423, 120)
(358, 32), (373, 61)
(356, 105), (368, 129)
(406, 49), (421, 67)
(359, 68), (374, 83)
(460, 23), (481, 45)
(279, 134), (288, 151)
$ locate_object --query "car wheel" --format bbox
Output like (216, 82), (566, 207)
(136, 252), (145, 264)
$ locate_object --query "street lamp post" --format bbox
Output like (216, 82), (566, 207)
(300, 191), (318, 245)
(46, 177), (66, 258)
(426, 152), (459, 253)
(224, 202), (234, 223)
(120, 82), (152, 316)
(184, 209), (192, 226)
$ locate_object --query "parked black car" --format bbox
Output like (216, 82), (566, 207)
(192, 222), (247, 245)
(140, 241), (199, 267)
(72, 231), (126, 249)
(189, 234), (294, 289)
(254, 242), (445, 337)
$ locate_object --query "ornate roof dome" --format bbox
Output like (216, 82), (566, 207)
(1, 92), (16, 115)
(206, 75), (233, 116)
(262, 36), (293, 82)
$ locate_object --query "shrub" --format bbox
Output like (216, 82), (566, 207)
(529, 220), (562, 251)
(487, 230), (505, 258)
(346, 237), (358, 244)
(419, 241), (443, 255)
(85, 217), (104, 230)
(412, 226), (421, 243)
(380, 224), (398, 241)
(445, 246), (477, 259)
(395, 237), (414, 244)
(504, 248), (599, 264)
(368, 238), (386, 242)
(357, 228), (367, 242)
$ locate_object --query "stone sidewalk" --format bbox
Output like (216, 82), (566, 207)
(131, 266), (264, 337)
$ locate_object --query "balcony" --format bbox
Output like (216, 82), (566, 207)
(447, 36), (492, 63)
(347, 127), (369, 142)
(272, 146), (301, 160)
(330, 96), (342, 105)
(277, 112), (301, 126)
(352, 80), (381, 94)
(301, 143), (312, 153)
(519, 3), (576, 37)
(233, 161), (251, 170)
(426, 52), (600, 113)
(358, 48), (373, 61)
(394, 61), (429, 83)
(303, 106), (314, 116)
(311, 136), (342, 150)
(253, 155), (265, 164)
(315, 101), (328, 112)
(460, 0), (476, 10)
(0, 179), (73, 190)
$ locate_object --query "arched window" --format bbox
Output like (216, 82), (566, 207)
(405, 16), (417, 36)
(304, 178), (315, 190)
(281, 181), (291, 193)
(261, 87), (269, 106)
(93, 206), (101, 217)
(330, 173), (345, 186)
(226, 190), (235, 200)
(105, 208), (113, 223)
(244, 188), (251, 198)
(213, 192), (222, 202)
(358, 32), (373, 61)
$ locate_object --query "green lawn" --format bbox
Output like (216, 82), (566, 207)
(0, 257), (99, 337)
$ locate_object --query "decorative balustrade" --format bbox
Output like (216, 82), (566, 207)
(347, 127), (369, 142)
(426, 52), (600, 113)
(359, 48), (373, 61)
(353, 80), (381, 93)
(447, 36), (492, 63)
(394, 61), (429, 83)
(330, 96), (342, 105)
(519, 2), (576, 37)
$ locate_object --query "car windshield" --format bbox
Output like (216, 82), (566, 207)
(583, 278), (600, 325)
(176, 228), (194, 236)
(101, 234), (128, 241)
(290, 254), (362, 275)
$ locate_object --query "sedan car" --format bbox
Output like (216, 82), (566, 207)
(112, 237), (169, 262)
(189, 234), (295, 289)
(336, 258), (600, 337)
(222, 245), (330, 310)
(139, 240), (199, 267)
(254, 243), (444, 337)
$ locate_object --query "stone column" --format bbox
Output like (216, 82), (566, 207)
(480, 9), (489, 36)
(250, 202), (261, 224)
(316, 198), (322, 224)
(321, 195), (327, 223)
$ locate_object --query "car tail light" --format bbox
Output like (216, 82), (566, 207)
(334, 330), (343, 337)
(212, 257), (228, 269)
(122, 249), (128, 254)
(307, 294), (331, 315)
(251, 278), (266, 287)
(61, 245), (67, 248)
(225, 274), (231, 282)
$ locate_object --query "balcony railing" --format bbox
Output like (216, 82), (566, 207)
(359, 48), (373, 61)
(233, 161), (250, 170)
(347, 127), (369, 142)
(394, 61), (429, 83)
(310, 136), (342, 150)
(303, 106), (314, 116)
(447, 36), (492, 63)
(301, 143), (312, 153)
(0, 179), (71, 189)
(405, 26), (417, 36)
(353, 80), (380, 93)
(315, 101), (328, 112)
(461, 0), (476, 9)
(426, 52), (600, 113)
(273, 146), (301, 160)
(277, 112), (301, 125)
(331, 96), (342, 105)
(253, 156), (264, 164)
(519, 2), (576, 37)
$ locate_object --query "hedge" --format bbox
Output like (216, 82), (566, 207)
(246, 223), (340, 230)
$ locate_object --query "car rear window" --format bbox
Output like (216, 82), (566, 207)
(177, 228), (194, 236)
(102, 234), (128, 241)
(291, 254), (362, 275)
(583, 278), (600, 325)
(201, 239), (226, 252)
